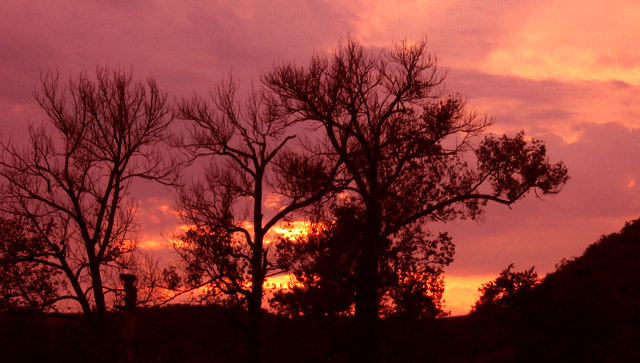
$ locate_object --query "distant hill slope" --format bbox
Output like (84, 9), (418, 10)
(511, 217), (640, 360)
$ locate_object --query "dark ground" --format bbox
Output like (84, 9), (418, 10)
(1, 299), (637, 362)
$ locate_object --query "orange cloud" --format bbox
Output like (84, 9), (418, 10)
(482, 1), (640, 83)
(138, 238), (168, 251)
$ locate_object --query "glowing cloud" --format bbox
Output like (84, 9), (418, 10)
(482, 1), (640, 83)
(138, 239), (167, 251)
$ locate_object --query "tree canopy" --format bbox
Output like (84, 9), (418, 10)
(472, 264), (541, 314)
(272, 202), (454, 319)
(0, 217), (62, 311)
(265, 37), (568, 355)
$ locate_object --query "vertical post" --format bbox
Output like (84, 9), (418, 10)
(121, 274), (137, 310)
(120, 274), (137, 362)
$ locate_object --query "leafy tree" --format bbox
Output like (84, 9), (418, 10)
(472, 264), (541, 313)
(379, 222), (454, 319)
(271, 205), (360, 318)
(0, 217), (62, 311)
(0, 67), (178, 335)
(265, 37), (568, 353)
(272, 203), (453, 319)
(174, 78), (336, 362)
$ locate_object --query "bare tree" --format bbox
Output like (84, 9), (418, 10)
(265, 37), (569, 355)
(174, 78), (336, 362)
(0, 67), (178, 335)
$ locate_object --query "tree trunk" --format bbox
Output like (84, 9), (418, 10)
(247, 276), (263, 363)
(86, 261), (110, 359)
(248, 176), (264, 363)
(89, 260), (107, 337)
(354, 203), (382, 361)
(247, 231), (264, 363)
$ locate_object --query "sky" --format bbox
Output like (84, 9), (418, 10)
(1, 1), (639, 315)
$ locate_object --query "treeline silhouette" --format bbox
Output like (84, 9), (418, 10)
(1, 218), (639, 361)
(0, 37), (570, 362)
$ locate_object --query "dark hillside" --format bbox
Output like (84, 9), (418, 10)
(497, 218), (640, 361)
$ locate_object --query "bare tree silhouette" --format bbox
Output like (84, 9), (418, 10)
(174, 77), (337, 362)
(0, 67), (179, 336)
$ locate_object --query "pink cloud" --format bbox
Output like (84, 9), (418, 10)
(445, 70), (640, 140)
(444, 122), (640, 278)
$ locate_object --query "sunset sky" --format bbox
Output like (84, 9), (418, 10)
(2, 1), (639, 315)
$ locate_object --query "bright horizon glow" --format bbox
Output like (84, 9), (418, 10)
(265, 272), (493, 316)
(443, 274), (496, 316)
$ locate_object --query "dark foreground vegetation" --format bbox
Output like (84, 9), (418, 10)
(2, 218), (639, 362)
